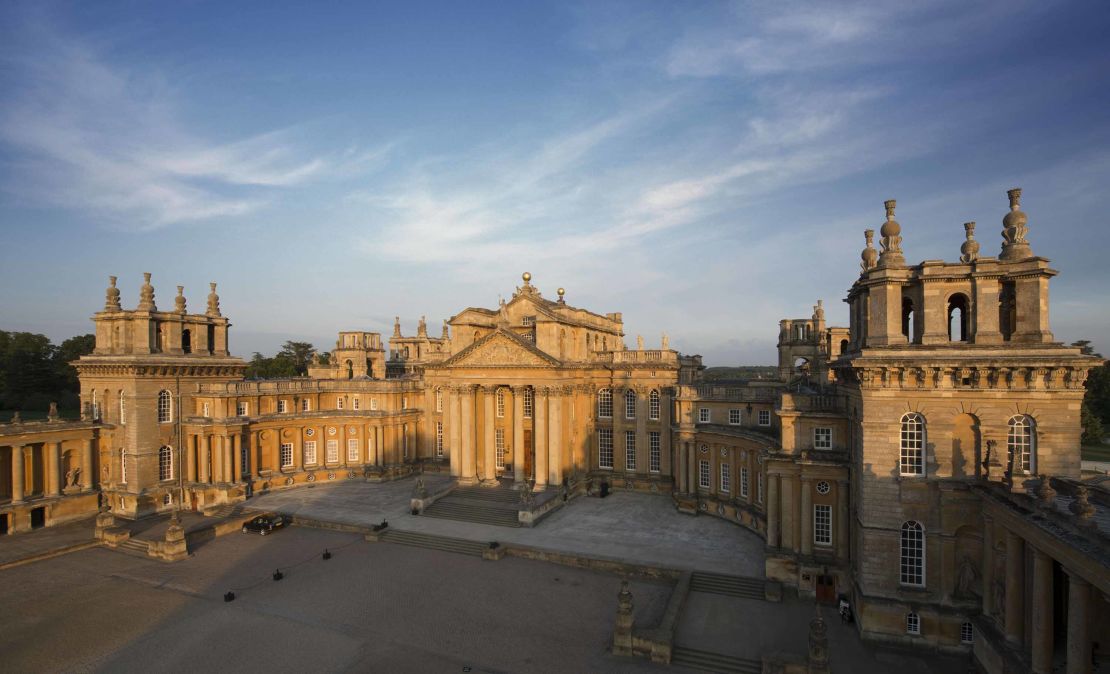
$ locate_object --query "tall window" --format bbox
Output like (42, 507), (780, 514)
(649, 390), (660, 420)
(237, 401), (248, 416)
(370, 398), (378, 411)
(758, 410), (771, 426)
(757, 472), (764, 503)
(900, 413), (925, 476)
(120, 448), (127, 483)
(435, 389), (443, 413)
(496, 388), (505, 417)
(347, 438), (359, 463)
(495, 428), (505, 469)
(900, 521), (925, 587)
(119, 391), (126, 425)
(740, 467), (749, 498)
(326, 439), (339, 463)
(625, 431), (636, 471)
(814, 504), (832, 546)
(523, 389), (533, 418)
(729, 409), (741, 425)
(280, 443), (293, 468)
(960, 622), (973, 644)
(353, 397), (360, 411)
(278, 399), (289, 413)
(649, 431), (661, 473)
(599, 428), (614, 469)
(698, 460), (710, 489)
(159, 446), (173, 481)
(337, 397), (345, 410)
(202, 402), (211, 417)
(597, 389), (612, 418)
(240, 441), (249, 477)
(814, 427), (832, 450)
(719, 463), (730, 493)
(157, 390), (172, 423)
(302, 398), (311, 412)
(304, 440), (317, 465)
(625, 390), (636, 419)
(905, 612), (921, 635)
(92, 390), (100, 421)
(436, 422), (444, 458)
(699, 408), (710, 423)
(1008, 415), (1036, 474)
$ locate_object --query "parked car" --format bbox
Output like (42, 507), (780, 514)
(242, 513), (290, 535)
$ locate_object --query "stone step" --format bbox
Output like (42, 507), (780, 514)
(450, 487), (522, 504)
(380, 530), (488, 557)
(671, 645), (762, 674)
(422, 501), (522, 527)
(115, 538), (150, 557)
(689, 572), (765, 600)
(439, 495), (520, 510)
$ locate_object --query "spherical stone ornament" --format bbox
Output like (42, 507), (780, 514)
(522, 271), (532, 283)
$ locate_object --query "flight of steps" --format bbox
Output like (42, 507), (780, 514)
(420, 484), (523, 528)
(689, 571), (766, 600)
(379, 529), (489, 557)
(115, 538), (151, 558)
(671, 645), (762, 674)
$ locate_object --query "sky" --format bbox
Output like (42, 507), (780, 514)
(2, 1), (1109, 365)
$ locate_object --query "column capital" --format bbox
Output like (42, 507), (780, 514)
(458, 383), (477, 394)
(1063, 567), (1090, 586)
(535, 386), (550, 397)
(478, 384), (499, 395)
(511, 384), (530, 394)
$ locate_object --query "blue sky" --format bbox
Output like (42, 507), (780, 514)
(2, 1), (1109, 364)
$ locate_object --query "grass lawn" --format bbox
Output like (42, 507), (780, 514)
(1082, 443), (1110, 462)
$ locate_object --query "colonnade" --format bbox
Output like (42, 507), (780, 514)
(183, 433), (245, 485)
(762, 471), (849, 560)
(982, 513), (1095, 674)
(3, 439), (95, 501)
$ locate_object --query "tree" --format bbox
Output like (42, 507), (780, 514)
(0, 331), (92, 411)
(277, 341), (316, 376)
(1081, 403), (1104, 445)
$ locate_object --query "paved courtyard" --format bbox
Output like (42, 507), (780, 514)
(246, 477), (765, 576)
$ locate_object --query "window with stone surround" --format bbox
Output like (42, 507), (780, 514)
(625, 431), (636, 471)
(326, 439), (339, 464)
(905, 612), (920, 635)
(649, 390), (660, 420)
(1008, 415), (1036, 474)
(757, 472), (763, 503)
(435, 389), (443, 413)
(280, 443), (293, 468)
(353, 397), (360, 411)
(814, 427), (832, 450)
(900, 521), (925, 587)
(729, 408), (741, 425)
(698, 460), (710, 489)
(159, 446), (173, 481)
(814, 504), (831, 546)
(699, 407), (710, 423)
(436, 422), (445, 458)
(303, 440), (317, 465)
(599, 428), (614, 469)
(758, 410), (771, 426)
(523, 389), (533, 418)
(719, 463), (730, 493)
(237, 401), (248, 416)
(625, 390), (636, 419)
(202, 402), (210, 418)
(960, 622), (973, 644)
(301, 398), (311, 412)
(370, 398), (378, 411)
(740, 467), (749, 498)
(337, 397), (345, 410)
(597, 389), (613, 419)
(157, 390), (172, 423)
(119, 391), (126, 424)
(278, 399), (288, 414)
(347, 438), (359, 463)
(495, 428), (505, 468)
(900, 413), (925, 476)
(496, 388), (505, 417)
(649, 431), (661, 473)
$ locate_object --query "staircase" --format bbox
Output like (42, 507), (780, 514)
(689, 571), (765, 600)
(379, 529), (489, 557)
(114, 538), (151, 558)
(420, 484), (523, 528)
(671, 646), (762, 674)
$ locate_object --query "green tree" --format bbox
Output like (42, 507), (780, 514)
(1081, 403), (1104, 445)
(277, 341), (316, 376)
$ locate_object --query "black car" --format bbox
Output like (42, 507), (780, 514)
(242, 513), (290, 535)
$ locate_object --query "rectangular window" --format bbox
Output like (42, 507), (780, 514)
(303, 440), (317, 465)
(278, 399), (288, 414)
(758, 410), (771, 426)
(719, 463), (730, 493)
(370, 397), (378, 411)
(814, 427), (832, 450)
(729, 409), (741, 425)
(326, 439), (339, 464)
(757, 472), (764, 503)
(523, 389), (533, 418)
(496, 389), (505, 418)
(301, 398), (311, 412)
(280, 443), (293, 468)
(202, 402), (210, 417)
(402, 396), (407, 410)
(347, 438), (359, 463)
(337, 397), (345, 410)
(906, 613), (920, 635)
(699, 408), (710, 423)
(436, 422), (445, 458)
(649, 393), (660, 420)
(495, 428), (505, 469)
(353, 397), (360, 410)
(435, 389), (443, 413)
(649, 431), (661, 473)
(237, 402), (248, 416)
(625, 431), (636, 471)
(698, 460), (710, 489)
(599, 428), (614, 469)
(960, 622), (973, 644)
(814, 504), (832, 546)
(598, 390), (612, 419)
(740, 467), (749, 498)
(625, 392), (636, 419)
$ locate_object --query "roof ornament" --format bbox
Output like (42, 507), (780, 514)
(960, 221), (980, 263)
(392, 316), (402, 338)
(877, 200), (904, 267)
(557, 287), (566, 304)
(860, 229), (877, 273)
(206, 282), (221, 317)
(813, 299), (825, 322)
(1000, 187), (1032, 261)
(442, 319), (450, 340)
(417, 315), (427, 337)
(175, 286), (187, 314)
(497, 297), (510, 327)
(661, 332), (669, 350)
(137, 272), (157, 312)
(105, 276), (121, 311)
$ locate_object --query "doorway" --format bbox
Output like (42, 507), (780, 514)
(815, 574), (836, 603)
(0, 513), (8, 535)
(523, 430), (533, 480)
(30, 506), (46, 529)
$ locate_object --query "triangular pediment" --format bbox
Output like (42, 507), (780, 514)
(442, 329), (561, 368)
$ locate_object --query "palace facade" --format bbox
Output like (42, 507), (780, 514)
(1, 189), (1107, 674)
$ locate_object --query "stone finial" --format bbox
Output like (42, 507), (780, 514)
(860, 229), (878, 272)
(877, 199), (905, 267)
(617, 580), (634, 615)
(661, 332), (669, 350)
(1000, 187), (1032, 261)
(137, 272), (156, 311)
(47, 402), (59, 422)
(174, 286), (187, 313)
(960, 221), (980, 263)
(808, 607), (830, 673)
(11, 410), (22, 424)
(1034, 474), (1057, 506)
(557, 287), (566, 304)
(636, 334), (644, 350)
(392, 316), (402, 338)
(1069, 485), (1096, 525)
(417, 315), (427, 337)
(105, 276), (122, 311)
(206, 283), (221, 317)
(813, 299), (825, 321)
(441, 319), (450, 340)
(522, 271), (532, 286)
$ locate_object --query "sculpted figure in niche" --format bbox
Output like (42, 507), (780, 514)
(955, 555), (979, 597)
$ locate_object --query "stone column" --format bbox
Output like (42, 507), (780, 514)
(82, 438), (94, 490)
(687, 441), (696, 493)
(460, 385), (476, 484)
(836, 480), (849, 560)
(223, 435), (233, 483)
(1004, 530), (1025, 645)
(47, 442), (61, 496)
(1030, 547), (1054, 674)
(211, 436), (223, 483)
(1065, 571), (1091, 674)
(449, 387), (461, 477)
(513, 386), (526, 487)
(185, 435), (196, 482)
(766, 472), (780, 547)
(635, 389), (647, 476)
(198, 435), (210, 483)
(11, 445), (25, 502)
(982, 514), (995, 618)
(674, 437), (685, 493)
(535, 387), (548, 490)
(232, 433), (243, 483)
(482, 387), (497, 484)
(661, 390), (672, 476)
(549, 388), (563, 487)
(800, 477), (813, 556)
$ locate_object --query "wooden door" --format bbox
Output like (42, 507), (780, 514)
(815, 574), (836, 603)
(523, 430), (533, 479)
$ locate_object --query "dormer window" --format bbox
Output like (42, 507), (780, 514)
(522, 316), (536, 327)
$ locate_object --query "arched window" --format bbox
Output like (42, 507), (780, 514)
(948, 294), (970, 342)
(649, 390), (660, 420)
(597, 388), (613, 418)
(91, 390), (100, 421)
(906, 612), (921, 635)
(899, 413), (925, 476)
(346, 360), (354, 379)
(625, 390), (636, 419)
(839, 339), (848, 355)
(960, 621), (973, 644)
(900, 521), (925, 587)
(159, 446), (173, 481)
(119, 391), (126, 425)
(120, 448), (128, 483)
(157, 390), (172, 423)
(902, 297), (916, 342)
(1008, 415), (1036, 474)
(435, 388), (443, 413)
